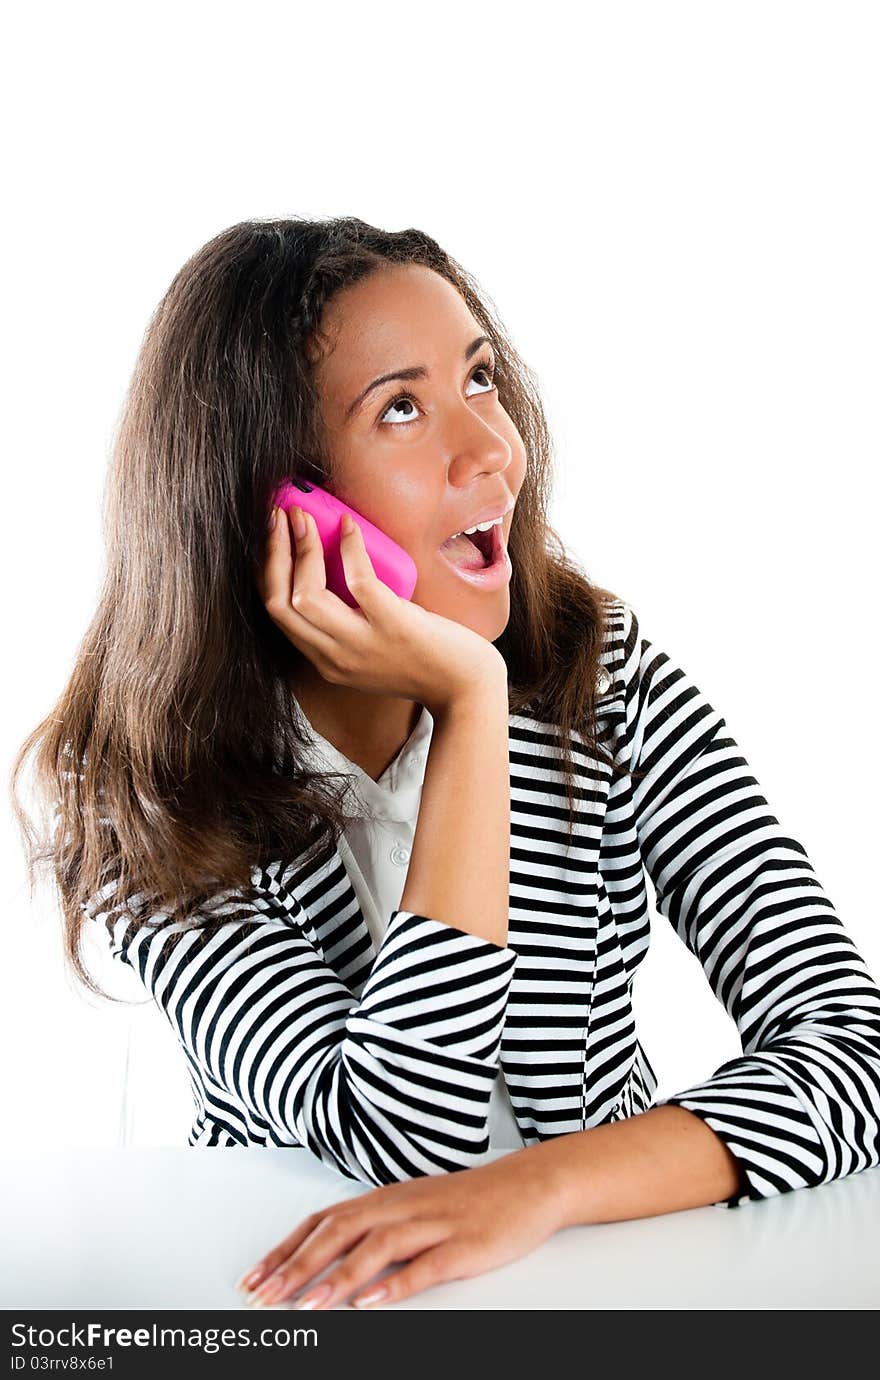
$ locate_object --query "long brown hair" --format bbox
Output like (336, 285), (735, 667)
(9, 216), (625, 1001)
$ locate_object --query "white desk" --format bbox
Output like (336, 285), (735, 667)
(1, 1146), (878, 1310)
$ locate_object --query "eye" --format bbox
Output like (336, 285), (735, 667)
(378, 355), (498, 427)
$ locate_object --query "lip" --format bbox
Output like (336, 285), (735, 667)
(440, 498), (514, 545)
(436, 514), (512, 589)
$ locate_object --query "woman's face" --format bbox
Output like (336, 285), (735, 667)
(308, 264), (527, 642)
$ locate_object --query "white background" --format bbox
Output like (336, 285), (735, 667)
(2, 1), (877, 1148)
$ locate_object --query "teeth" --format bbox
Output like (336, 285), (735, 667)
(449, 515), (504, 540)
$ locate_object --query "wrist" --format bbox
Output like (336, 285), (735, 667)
(514, 1138), (585, 1232)
(433, 666), (508, 721)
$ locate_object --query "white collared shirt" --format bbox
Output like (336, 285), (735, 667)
(297, 701), (524, 1151)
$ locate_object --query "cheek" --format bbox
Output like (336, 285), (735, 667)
(383, 477), (445, 552)
(335, 463), (434, 548)
(508, 435), (529, 492)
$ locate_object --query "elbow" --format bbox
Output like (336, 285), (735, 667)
(289, 1081), (495, 1187)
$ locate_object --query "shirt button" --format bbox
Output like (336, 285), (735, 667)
(390, 845), (410, 866)
(596, 667), (612, 695)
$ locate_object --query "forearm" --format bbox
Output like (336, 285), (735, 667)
(400, 675), (511, 948)
(524, 1105), (749, 1227)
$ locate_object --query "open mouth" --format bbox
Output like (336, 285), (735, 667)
(438, 522), (501, 571)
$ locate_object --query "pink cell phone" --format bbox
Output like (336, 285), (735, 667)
(271, 476), (418, 608)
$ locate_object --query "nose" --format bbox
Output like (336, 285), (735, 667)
(446, 403), (512, 484)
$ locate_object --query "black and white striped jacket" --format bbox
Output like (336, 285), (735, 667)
(88, 599), (880, 1209)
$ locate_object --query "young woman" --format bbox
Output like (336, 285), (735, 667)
(12, 217), (880, 1312)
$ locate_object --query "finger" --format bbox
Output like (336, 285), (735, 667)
(251, 1217), (451, 1311)
(253, 506), (286, 607)
(265, 507), (371, 668)
(235, 1203), (350, 1297)
(261, 503), (296, 607)
(245, 1209), (372, 1308)
(286, 505), (327, 595)
(284, 508), (378, 637)
(260, 507), (341, 661)
(299, 1218), (452, 1311)
(236, 1182), (400, 1295)
(236, 1178), (400, 1295)
(235, 1209), (328, 1294)
(349, 1236), (473, 1309)
(337, 515), (403, 624)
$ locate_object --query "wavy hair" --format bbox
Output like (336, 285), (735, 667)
(9, 216), (625, 1000)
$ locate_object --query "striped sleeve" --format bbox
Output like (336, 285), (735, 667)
(94, 895), (518, 1185)
(618, 601), (880, 1208)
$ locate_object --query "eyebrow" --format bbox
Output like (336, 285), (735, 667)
(344, 334), (493, 421)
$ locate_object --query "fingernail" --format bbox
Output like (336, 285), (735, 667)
(341, 513), (353, 537)
(352, 1285), (388, 1308)
(296, 1282), (333, 1310)
(249, 1273), (287, 1307)
(235, 1266), (266, 1291)
(292, 506), (307, 541)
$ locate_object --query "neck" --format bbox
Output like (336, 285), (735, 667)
(288, 662), (423, 783)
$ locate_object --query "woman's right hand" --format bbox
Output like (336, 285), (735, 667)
(254, 504), (507, 717)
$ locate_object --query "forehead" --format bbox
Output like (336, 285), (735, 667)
(311, 264), (481, 385)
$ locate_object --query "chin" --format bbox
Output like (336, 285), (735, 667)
(471, 600), (510, 642)
(413, 581), (511, 642)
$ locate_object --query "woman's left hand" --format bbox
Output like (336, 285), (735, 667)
(235, 1147), (571, 1311)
